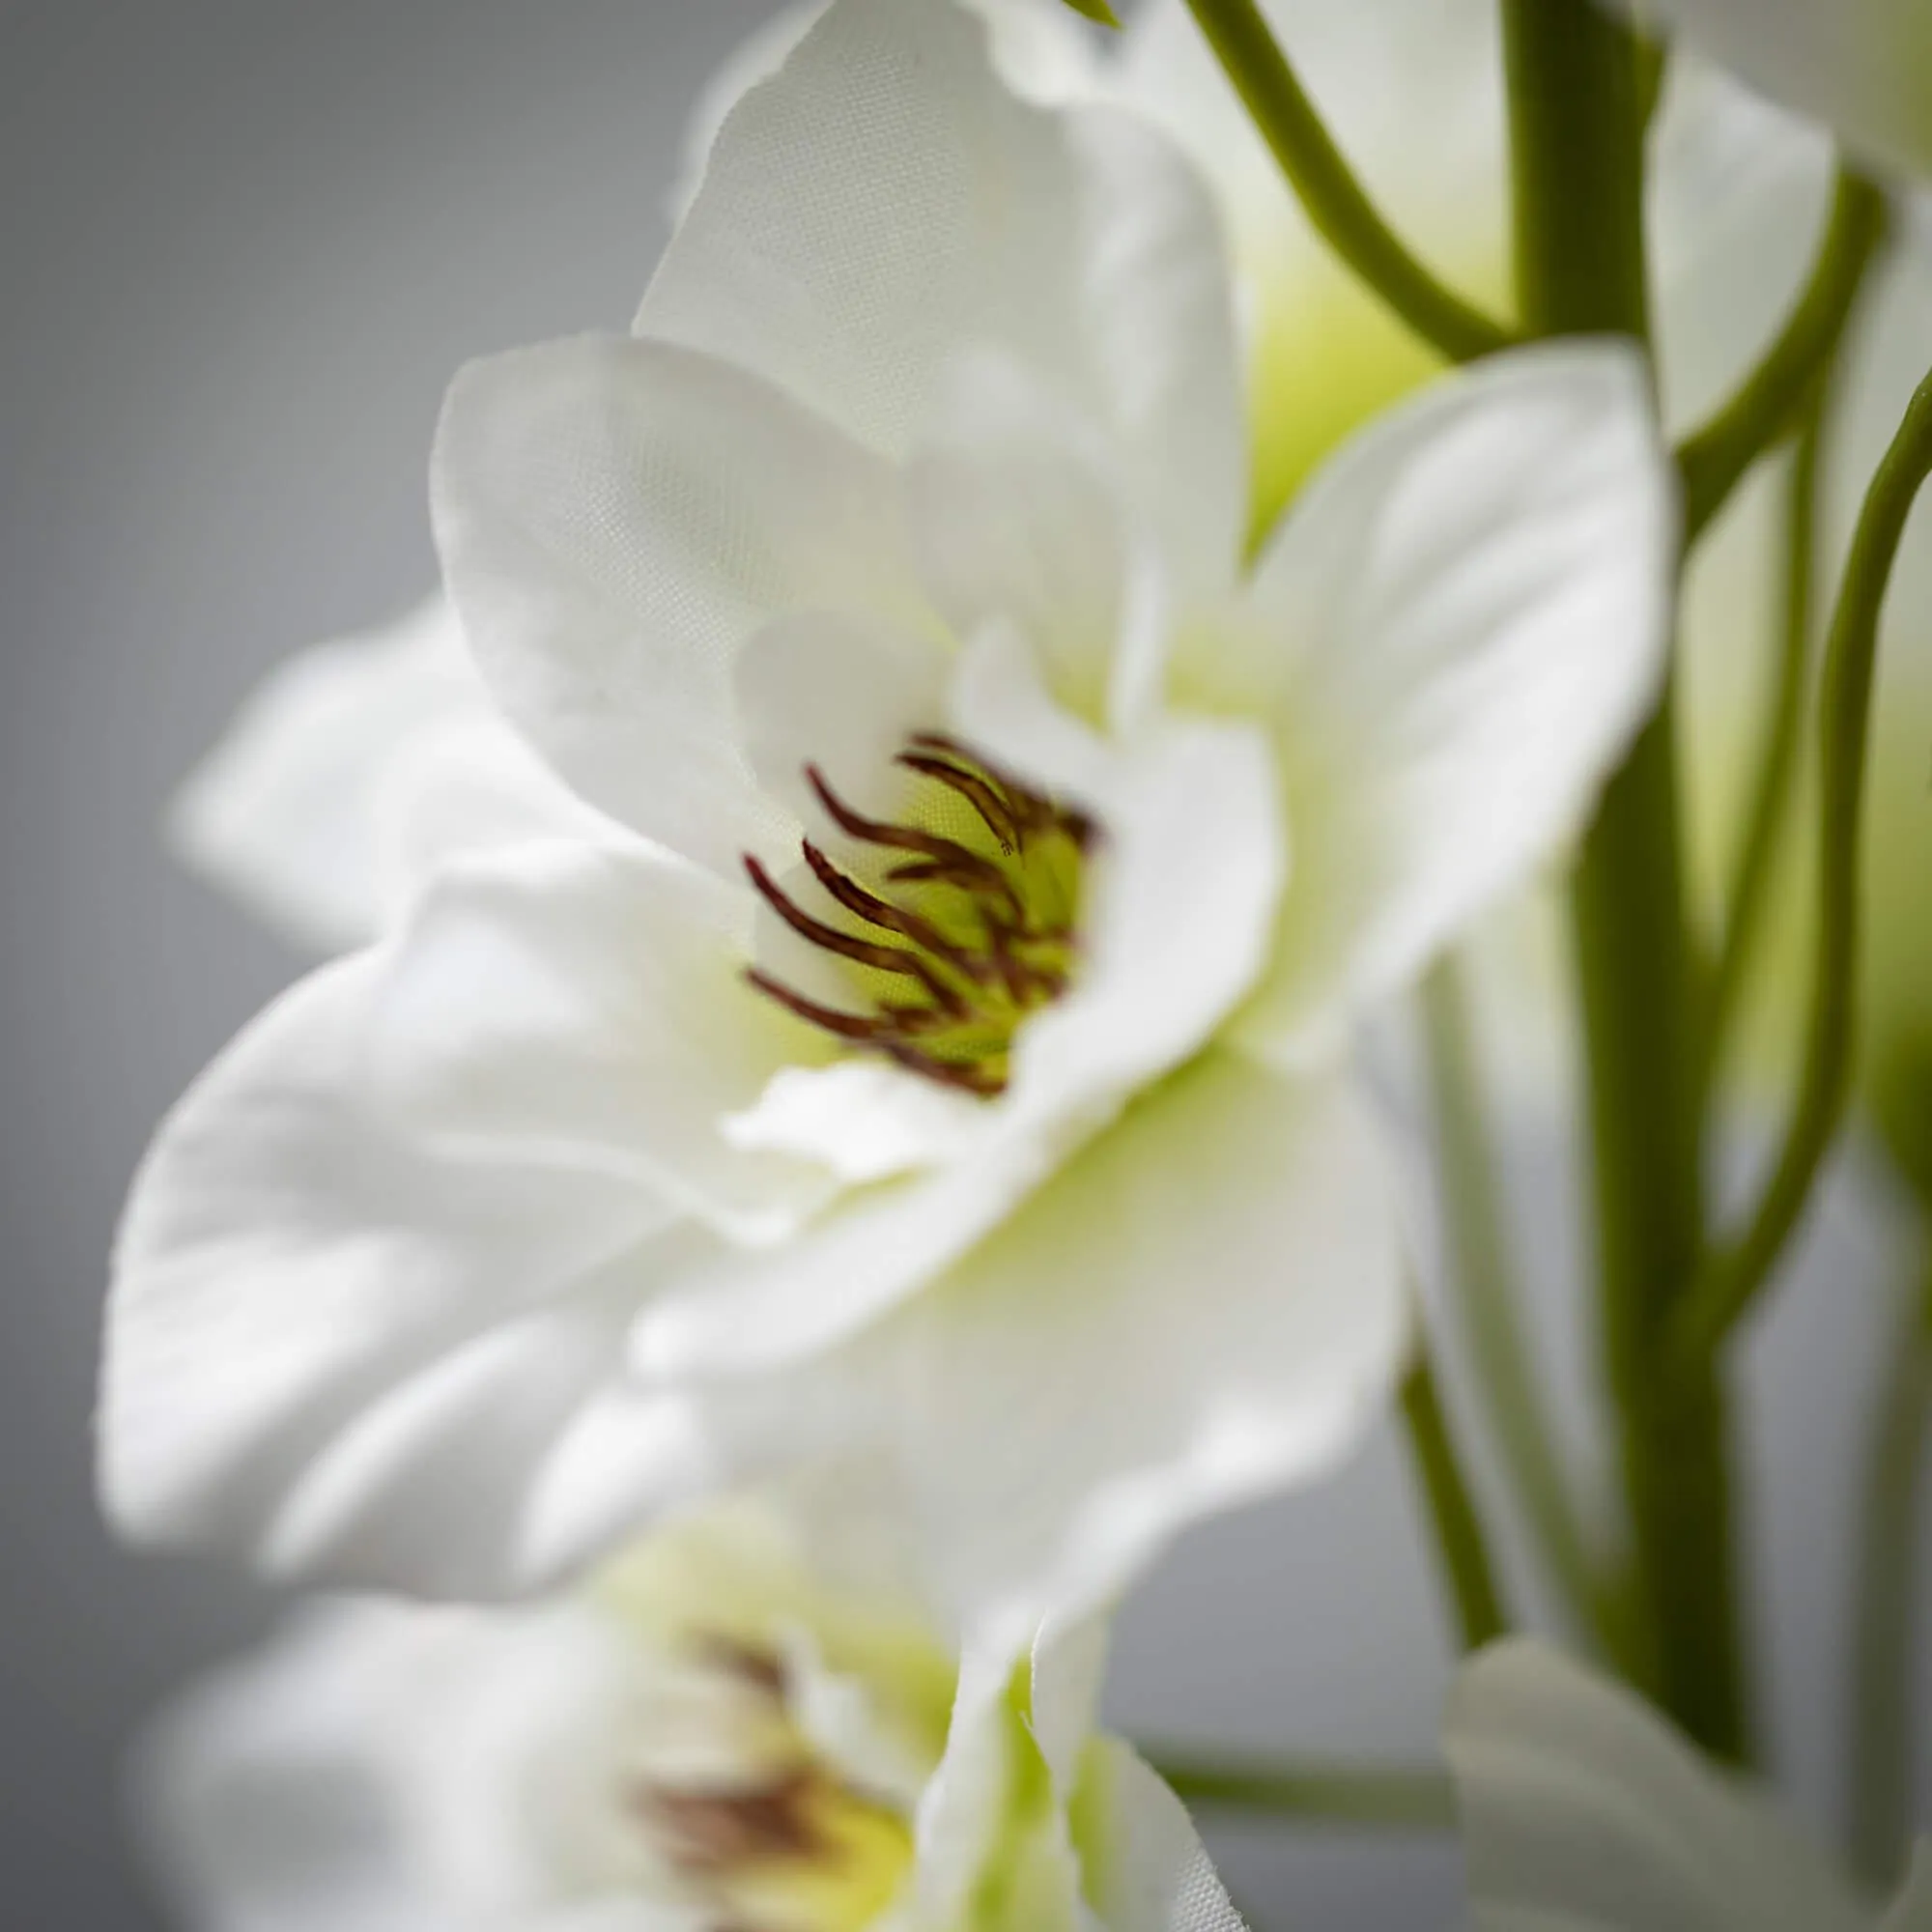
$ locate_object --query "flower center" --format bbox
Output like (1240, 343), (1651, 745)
(743, 735), (1093, 1097)
(630, 1639), (914, 1932)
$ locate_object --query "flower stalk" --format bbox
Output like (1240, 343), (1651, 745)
(1180, 0), (1516, 364)
(1146, 1754), (1455, 1830)
(1674, 358), (1932, 1372)
(1421, 959), (1630, 1666)
(1847, 1248), (1932, 1891)
(1399, 1346), (1510, 1654)
(1500, 0), (1748, 1757)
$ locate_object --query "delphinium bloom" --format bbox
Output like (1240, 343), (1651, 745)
(101, 0), (1673, 1662)
(1446, 1639), (1932, 1931)
(134, 1490), (1243, 1932)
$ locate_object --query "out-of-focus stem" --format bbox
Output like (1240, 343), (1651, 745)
(1674, 365), (1932, 1371)
(1699, 398), (1825, 1109)
(1500, 0), (1747, 1759)
(1848, 1253), (1932, 1889)
(1180, 0), (1514, 364)
(1400, 1346), (1510, 1654)
(1420, 958), (1627, 1663)
(1147, 1756), (1455, 1830)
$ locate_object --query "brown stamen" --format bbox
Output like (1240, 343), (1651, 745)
(805, 766), (1012, 895)
(800, 841), (987, 983)
(744, 857), (963, 1015)
(894, 752), (1021, 853)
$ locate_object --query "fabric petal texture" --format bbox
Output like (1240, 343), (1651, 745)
(1447, 1640), (1876, 1932)
(1206, 340), (1676, 1065)
(1593, 0), (1932, 184)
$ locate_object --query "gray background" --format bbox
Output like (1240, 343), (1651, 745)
(0, 2), (1923, 1927)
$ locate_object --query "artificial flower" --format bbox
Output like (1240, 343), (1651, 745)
(1590, 0), (1932, 185)
(102, 0), (1672, 1656)
(133, 1489), (1245, 1932)
(1446, 1638), (1932, 1931)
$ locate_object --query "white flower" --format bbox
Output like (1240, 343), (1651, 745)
(133, 1493), (1243, 1932)
(101, 0), (1672, 1648)
(1446, 1639), (1932, 1932)
(171, 598), (614, 954)
(1589, 0), (1932, 185)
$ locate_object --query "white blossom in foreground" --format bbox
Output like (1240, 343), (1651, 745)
(1447, 1640), (1932, 1932)
(1590, 0), (1932, 185)
(134, 1495), (1244, 1932)
(101, 0), (1673, 1643)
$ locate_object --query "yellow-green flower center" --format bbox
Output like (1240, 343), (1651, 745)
(632, 1639), (914, 1932)
(744, 735), (1092, 1096)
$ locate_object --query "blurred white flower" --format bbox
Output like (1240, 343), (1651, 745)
(1446, 1639), (1932, 1932)
(102, 0), (1671, 1650)
(134, 1492), (1245, 1932)
(1589, 0), (1932, 185)
(171, 599), (617, 954)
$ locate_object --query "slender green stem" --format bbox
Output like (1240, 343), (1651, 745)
(1180, 0), (1515, 364)
(1673, 364), (1932, 1370)
(1147, 1755), (1455, 1831)
(1501, 0), (1748, 1758)
(1400, 1347), (1510, 1653)
(1678, 171), (1884, 545)
(1698, 398), (1826, 1107)
(1848, 1252), (1932, 1890)
(1420, 959), (1624, 1661)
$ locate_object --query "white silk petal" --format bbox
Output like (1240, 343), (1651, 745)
(363, 841), (826, 1240)
(170, 599), (594, 952)
(99, 951), (717, 1597)
(1447, 1640), (1874, 1932)
(641, 0), (1245, 597)
(733, 1053), (1409, 1657)
(1593, 0), (1932, 184)
(1213, 340), (1675, 1065)
(1080, 1741), (1251, 1932)
(432, 334), (928, 879)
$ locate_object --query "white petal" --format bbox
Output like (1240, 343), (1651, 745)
(1594, 0), (1932, 183)
(364, 840), (828, 1240)
(1077, 1740), (1250, 1932)
(168, 600), (476, 952)
(134, 1600), (677, 1932)
(908, 355), (1133, 724)
(668, 0), (1097, 228)
(774, 1052), (1409, 1652)
(1208, 340), (1675, 1065)
(99, 952), (709, 1595)
(642, 0), (1245, 595)
(1446, 1639), (1874, 1932)
(1648, 58), (1837, 438)
(432, 334), (928, 877)
(731, 609), (952, 835)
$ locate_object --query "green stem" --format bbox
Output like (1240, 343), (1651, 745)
(1420, 959), (1624, 1661)
(1146, 1755), (1455, 1830)
(1180, 0), (1515, 364)
(1673, 362), (1932, 1370)
(1500, 0), (1747, 1757)
(1698, 398), (1826, 1108)
(1678, 172), (1886, 545)
(1400, 1348), (1510, 1653)
(1848, 1251), (1932, 1890)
